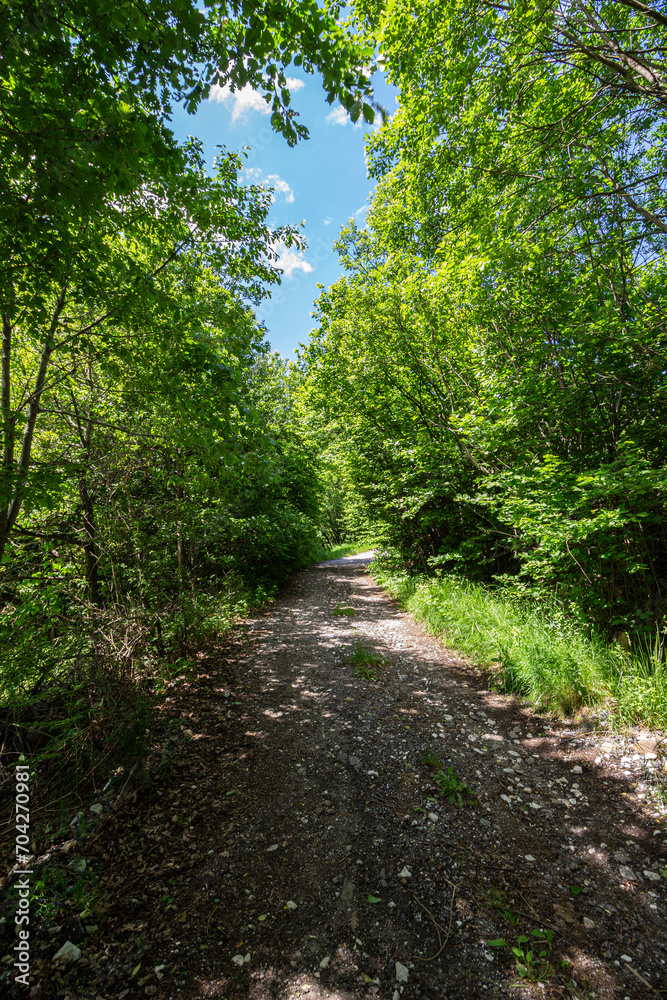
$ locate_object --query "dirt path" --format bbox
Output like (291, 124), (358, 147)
(7, 556), (667, 1000)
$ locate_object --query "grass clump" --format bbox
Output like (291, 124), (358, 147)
(349, 642), (384, 680)
(372, 566), (667, 727)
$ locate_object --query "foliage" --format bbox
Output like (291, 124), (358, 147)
(434, 766), (471, 807)
(372, 562), (667, 726)
(0, 0), (372, 811)
(297, 4), (667, 730)
(349, 642), (384, 680)
(487, 929), (555, 982)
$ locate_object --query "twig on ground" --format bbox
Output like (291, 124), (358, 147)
(626, 962), (667, 994)
(413, 881), (457, 962)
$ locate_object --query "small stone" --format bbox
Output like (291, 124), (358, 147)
(393, 992), (400, 1000)
(319, 956), (330, 969)
(67, 857), (86, 873)
(428, 813), (439, 822)
(619, 866), (639, 881)
(244, 953), (251, 964)
(572, 765), (583, 773)
(395, 961), (409, 982)
(232, 954), (245, 966)
(621, 954), (632, 963)
(53, 941), (81, 964)
(644, 870), (661, 881)
(348, 755), (362, 770)
(285, 900), (297, 910)
(583, 917), (595, 930)
(89, 803), (103, 816)
(368, 770), (379, 777)
(524, 855), (536, 862)
(398, 867), (412, 878)
(267, 844), (279, 852)
(484, 950), (494, 961)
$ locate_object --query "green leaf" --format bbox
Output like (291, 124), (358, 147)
(367, 895), (382, 903)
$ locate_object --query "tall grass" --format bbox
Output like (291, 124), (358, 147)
(372, 566), (667, 727)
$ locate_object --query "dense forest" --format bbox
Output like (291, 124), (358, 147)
(1, 0), (667, 796)
(300, 0), (667, 722)
(0, 0), (374, 783)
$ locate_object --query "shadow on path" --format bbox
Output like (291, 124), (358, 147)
(9, 560), (666, 1000)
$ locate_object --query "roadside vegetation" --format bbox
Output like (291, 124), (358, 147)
(0, 1), (375, 830)
(373, 564), (667, 728)
(301, 1), (667, 729)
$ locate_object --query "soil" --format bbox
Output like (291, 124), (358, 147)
(1, 554), (666, 1000)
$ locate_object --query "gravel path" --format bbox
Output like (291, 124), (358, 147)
(8, 555), (667, 1000)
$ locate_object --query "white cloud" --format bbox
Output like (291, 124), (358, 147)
(210, 77), (305, 123)
(326, 104), (350, 126)
(275, 244), (313, 279)
(355, 204), (369, 217)
(241, 167), (294, 204)
(323, 216), (332, 226)
(326, 103), (362, 128)
(266, 173), (294, 203)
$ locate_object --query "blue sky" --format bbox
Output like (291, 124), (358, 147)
(168, 70), (396, 358)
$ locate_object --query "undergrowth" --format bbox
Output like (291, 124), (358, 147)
(0, 575), (276, 852)
(372, 564), (667, 727)
(312, 541), (372, 562)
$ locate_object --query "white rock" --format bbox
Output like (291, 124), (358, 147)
(232, 954), (245, 966)
(267, 844), (279, 851)
(393, 992), (400, 1000)
(644, 870), (661, 881)
(621, 954), (633, 963)
(524, 855), (536, 862)
(583, 917), (595, 930)
(285, 900), (297, 910)
(244, 953), (251, 964)
(572, 765), (583, 773)
(395, 961), (409, 982)
(53, 941), (81, 963)
(368, 770), (379, 777)
(398, 867), (412, 878)
(619, 866), (639, 881)
(428, 813), (439, 822)
(319, 956), (330, 969)
(484, 950), (494, 961)
(444, 715), (453, 721)
(89, 803), (103, 816)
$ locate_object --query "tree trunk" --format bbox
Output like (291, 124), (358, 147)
(0, 312), (14, 563)
(79, 473), (100, 605)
